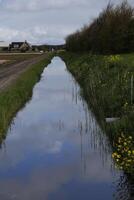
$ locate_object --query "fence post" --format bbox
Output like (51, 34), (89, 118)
(131, 74), (133, 105)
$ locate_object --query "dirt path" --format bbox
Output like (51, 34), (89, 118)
(0, 55), (46, 91)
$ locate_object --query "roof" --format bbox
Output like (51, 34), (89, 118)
(11, 41), (31, 47)
(11, 42), (24, 45)
(0, 41), (10, 47)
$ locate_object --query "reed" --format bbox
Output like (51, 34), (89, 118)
(59, 51), (134, 139)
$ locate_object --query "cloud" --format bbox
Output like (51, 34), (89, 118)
(1, 0), (134, 12)
(0, 0), (91, 11)
(0, 0), (133, 44)
(0, 27), (45, 43)
(0, 26), (70, 44)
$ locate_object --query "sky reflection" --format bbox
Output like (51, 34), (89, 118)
(0, 57), (128, 200)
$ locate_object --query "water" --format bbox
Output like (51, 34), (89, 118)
(0, 57), (131, 200)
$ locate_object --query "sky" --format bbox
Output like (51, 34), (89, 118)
(0, 0), (134, 45)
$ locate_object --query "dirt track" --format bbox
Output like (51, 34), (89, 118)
(0, 55), (45, 91)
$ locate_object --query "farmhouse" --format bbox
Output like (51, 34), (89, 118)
(9, 40), (31, 52)
(0, 41), (10, 51)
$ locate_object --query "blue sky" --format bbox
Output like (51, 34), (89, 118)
(0, 0), (133, 45)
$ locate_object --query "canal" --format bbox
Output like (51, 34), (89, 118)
(0, 57), (131, 200)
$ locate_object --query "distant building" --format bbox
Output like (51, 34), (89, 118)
(0, 41), (10, 51)
(37, 44), (66, 52)
(9, 40), (31, 52)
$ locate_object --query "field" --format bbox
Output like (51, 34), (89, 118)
(0, 53), (43, 69)
(0, 53), (46, 91)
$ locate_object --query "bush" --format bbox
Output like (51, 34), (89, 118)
(66, 1), (134, 54)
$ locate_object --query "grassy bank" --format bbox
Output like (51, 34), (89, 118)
(0, 53), (53, 141)
(59, 51), (134, 173)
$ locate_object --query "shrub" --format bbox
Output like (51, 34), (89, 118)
(66, 1), (134, 54)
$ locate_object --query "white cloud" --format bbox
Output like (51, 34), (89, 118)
(1, 0), (133, 12)
(0, 0), (91, 11)
(0, 26), (69, 44)
(0, 0), (133, 44)
(0, 27), (38, 42)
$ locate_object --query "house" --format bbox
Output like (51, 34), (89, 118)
(9, 40), (31, 52)
(0, 41), (10, 51)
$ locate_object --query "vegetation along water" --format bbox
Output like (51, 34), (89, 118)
(63, 0), (134, 177)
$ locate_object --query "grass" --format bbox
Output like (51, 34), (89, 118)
(59, 53), (134, 135)
(0, 53), (53, 141)
(59, 51), (134, 174)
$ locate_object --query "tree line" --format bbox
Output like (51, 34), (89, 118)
(66, 1), (134, 54)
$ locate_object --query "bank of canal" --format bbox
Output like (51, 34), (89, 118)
(0, 57), (132, 200)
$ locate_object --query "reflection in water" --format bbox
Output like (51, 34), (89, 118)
(114, 175), (134, 200)
(0, 57), (132, 200)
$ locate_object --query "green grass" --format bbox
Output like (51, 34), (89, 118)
(59, 52), (134, 138)
(59, 51), (134, 174)
(120, 53), (134, 65)
(0, 53), (53, 141)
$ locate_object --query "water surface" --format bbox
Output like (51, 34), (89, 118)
(0, 57), (130, 200)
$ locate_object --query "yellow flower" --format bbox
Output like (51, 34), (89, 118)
(117, 155), (121, 158)
(127, 160), (132, 163)
(128, 151), (131, 155)
(112, 134), (134, 173)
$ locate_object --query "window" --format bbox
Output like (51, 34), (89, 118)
(14, 44), (19, 48)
